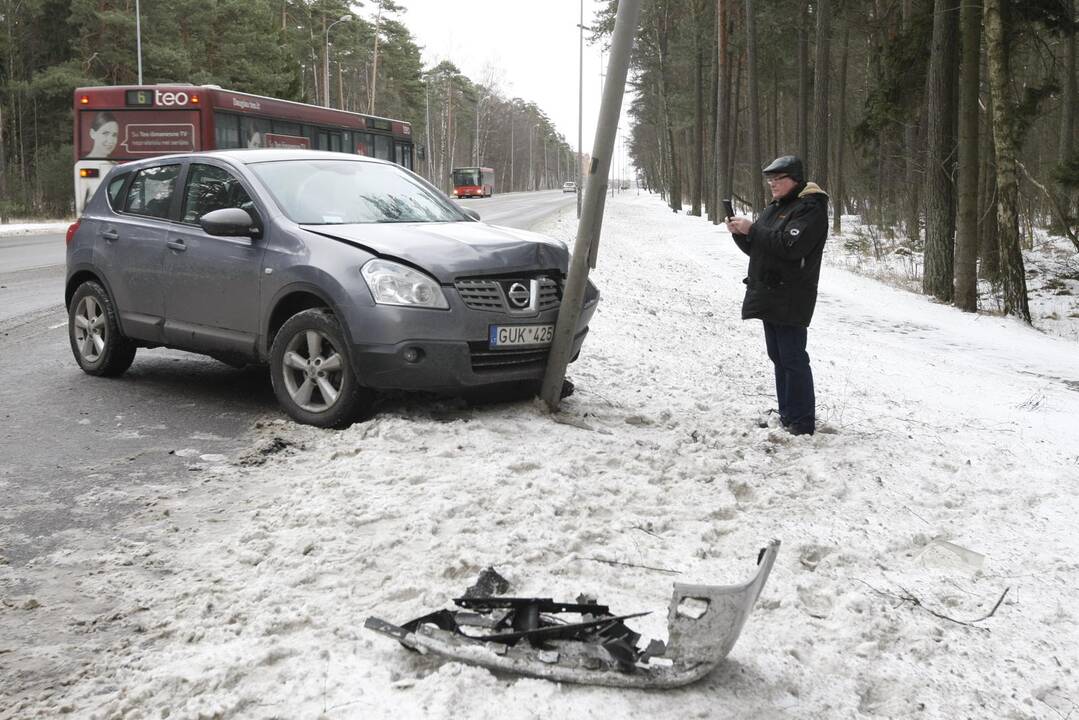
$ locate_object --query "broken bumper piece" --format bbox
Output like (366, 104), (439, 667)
(365, 540), (779, 688)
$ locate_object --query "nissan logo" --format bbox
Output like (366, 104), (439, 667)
(507, 282), (530, 308)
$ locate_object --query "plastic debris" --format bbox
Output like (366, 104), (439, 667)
(365, 540), (780, 688)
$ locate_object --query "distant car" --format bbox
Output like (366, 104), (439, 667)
(66, 149), (600, 428)
(562, 181), (577, 194)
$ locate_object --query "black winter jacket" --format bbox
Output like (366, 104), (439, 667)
(732, 182), (829, 327)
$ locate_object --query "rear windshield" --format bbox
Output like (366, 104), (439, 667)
(251, 159), (466, 224)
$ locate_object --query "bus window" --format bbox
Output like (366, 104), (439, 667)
(374, 134), (392, 161)
(340, 131), (352, 154)
(395, 142), (413, 170)
(214, 113), (241, 149)
(272, 120), (300, 137)
(241, 117), (271, 148)
(355, 132), (373, 156)
(329, 133), (342, 153)
(302, 124), (319, 148)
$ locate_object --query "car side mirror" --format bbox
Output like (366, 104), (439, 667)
(462, 208), (481, 222)
(200, 207), (260, 238)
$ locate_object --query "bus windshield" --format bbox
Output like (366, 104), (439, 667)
(250, 159), (466, 225)
(452, 169), (480, 186)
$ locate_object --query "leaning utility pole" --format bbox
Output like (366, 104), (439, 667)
(541, 0), (642, 410)
(577, 0), (584, 218)
(369, 0), (384, 114)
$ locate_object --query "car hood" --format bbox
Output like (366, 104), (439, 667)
(301, 222), (570, 282)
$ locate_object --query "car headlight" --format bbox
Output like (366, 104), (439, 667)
(361, 259), (449, 309)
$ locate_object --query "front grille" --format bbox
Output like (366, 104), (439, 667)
(456, 280), (505, 311)
(455, 275), (562, 313)
(469, 342), (549, 372)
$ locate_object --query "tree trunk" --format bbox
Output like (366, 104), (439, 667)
(978, 78), (1000, 282)
(656, 7), (681, 211)
(832, 27), (850, 234)
(708, 22), (721, 222)
(715, 0), (731, 204)
(745, 0), (763, 208)
(797, 0), (809, 162)
(984, 0), (1031, 322)
(1061, 1), (1076, 161)
(1056, 0), (1076, 229)
(727, 46), (743, 197)
(691, 0), (706, 216)
(922, 0), (959, 302)
(903, 0), (921, 247)
(954, 0), (981, 312)
(810, 0), (830, 186)
(369, 0), (384, 113)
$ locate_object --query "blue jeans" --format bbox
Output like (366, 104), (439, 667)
(762, 321), (815, 432)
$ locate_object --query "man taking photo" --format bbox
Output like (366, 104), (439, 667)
(725, 155), (829, 436)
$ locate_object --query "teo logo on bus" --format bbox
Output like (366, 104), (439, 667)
(155, 90), (193, 106)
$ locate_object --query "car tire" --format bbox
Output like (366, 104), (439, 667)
(68, 281), (137, 377)
(270, 308), (372, 428)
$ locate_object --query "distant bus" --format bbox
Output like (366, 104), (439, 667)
(451, 167), (495, 198)
(73, 84), (415, 214)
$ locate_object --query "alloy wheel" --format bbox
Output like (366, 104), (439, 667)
(281, 329), (345, 413)
(73, 295), (107, 363)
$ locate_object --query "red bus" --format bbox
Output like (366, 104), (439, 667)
(451, 167), (495, 198)
(73, 84), (415, 214)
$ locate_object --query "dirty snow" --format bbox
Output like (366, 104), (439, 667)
(2, 193), (1079, 719)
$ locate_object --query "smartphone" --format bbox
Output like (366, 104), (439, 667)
(722, 199), (735, 219)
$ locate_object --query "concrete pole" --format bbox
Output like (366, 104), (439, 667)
(544, 135), (549, 189)
(576, 0), (584, 218)
(136, 0), (144, 84)
(474, 94), (484, 166)
(541, 0), (642, 410)
(424, 79), (433, 181)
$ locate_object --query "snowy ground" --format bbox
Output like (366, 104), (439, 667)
(3, 193), (1079, 719)
(828, 218), (1079, 343)
(0, 221), (70, 236)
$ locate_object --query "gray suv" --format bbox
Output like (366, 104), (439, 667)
(66, 150), (598, 427)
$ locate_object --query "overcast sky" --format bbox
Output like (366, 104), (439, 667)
(391, 0), (633, 166)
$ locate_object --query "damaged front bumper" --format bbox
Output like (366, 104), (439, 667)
(365, 540), (780, 688)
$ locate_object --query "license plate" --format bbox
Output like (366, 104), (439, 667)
(489, 324), (554, 348)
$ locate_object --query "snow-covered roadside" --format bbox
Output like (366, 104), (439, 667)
(826, 218), (1079, 343)
(0, 221), (70, 237)
(3, 193), (1078, 719)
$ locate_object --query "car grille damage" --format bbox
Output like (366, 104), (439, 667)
(455, 275), (562, 313)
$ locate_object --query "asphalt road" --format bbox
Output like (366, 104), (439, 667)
(0, 190), (575, 567)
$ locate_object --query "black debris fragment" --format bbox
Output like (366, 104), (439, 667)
(462, 567), (510, 598)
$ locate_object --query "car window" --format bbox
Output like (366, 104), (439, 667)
(181, 163), (254, 225)
(106, 173), (129, 210)
(124, 164), (181, 220)
(249, 159), (467, 224)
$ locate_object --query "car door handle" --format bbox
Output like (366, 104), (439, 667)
(101, 229), (119, 241)
(166, 240), (187, 252)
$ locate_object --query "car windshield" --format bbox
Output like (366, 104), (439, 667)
(249, 159), (467, 224)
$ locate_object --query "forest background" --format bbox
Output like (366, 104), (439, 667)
(0, 0), (578, 217)
(1, 0), (1077, 324)
(607, 0), (1078, 323)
